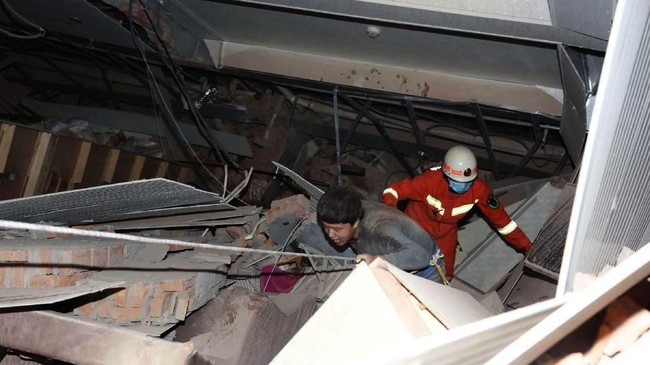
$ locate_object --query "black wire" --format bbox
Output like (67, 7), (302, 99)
(134, 0), (242, 170)
(0, 0), (45, 39)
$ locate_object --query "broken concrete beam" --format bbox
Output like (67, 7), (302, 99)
(0, 310), (202, 364)
(0, 238), (124, 288)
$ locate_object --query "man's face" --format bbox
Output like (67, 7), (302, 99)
(320, 220), (359, 246)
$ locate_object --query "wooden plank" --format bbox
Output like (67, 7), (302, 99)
(0, 123), (15, 171)
(129, 155), (146, 181)
(177, 166), (191, 183)
(23, 132), (52, 197)
(0, 127), (38, 200)
(155, 161), (169, 178)
(68, 141), (91, 190)
(101, 148), (120, 183)
(385, 261), (492, 328)
(111, 151), (136, 183)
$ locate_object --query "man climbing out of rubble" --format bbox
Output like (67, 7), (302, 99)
(300, 186), (446, 284)
(382, 145), (532, 279)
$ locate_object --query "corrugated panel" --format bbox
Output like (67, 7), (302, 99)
(0, 178), (222, 225)
(559, 0), (650, 294)
(526, 183), (576, 279)
(272, 161), (324, 207)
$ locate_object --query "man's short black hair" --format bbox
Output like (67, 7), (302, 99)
(317, 186), (363, 224)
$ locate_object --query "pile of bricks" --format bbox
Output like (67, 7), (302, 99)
(264, 194), (311, 223)
(74, 251), (228, 325)
(0, 238), (124, 288)
(0, 234), (228, 327)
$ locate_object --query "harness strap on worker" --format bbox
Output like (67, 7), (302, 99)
(430, 248), (450, 285)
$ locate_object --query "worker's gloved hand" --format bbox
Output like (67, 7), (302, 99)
(381, 194), (398, 207)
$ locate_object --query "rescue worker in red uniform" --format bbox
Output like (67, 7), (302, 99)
(382, 145), (532, 278)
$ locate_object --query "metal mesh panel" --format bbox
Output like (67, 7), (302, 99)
(0, 178), (223, 225)
(272, 161), (324, 205)
(560, 0), (650, 293)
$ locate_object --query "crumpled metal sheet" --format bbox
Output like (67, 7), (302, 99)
(0, 281), (124, 308)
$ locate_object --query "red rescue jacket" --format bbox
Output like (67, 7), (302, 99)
(382, 167), (531, 253)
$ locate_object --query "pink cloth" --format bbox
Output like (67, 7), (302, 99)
(260, 264), (302, 293)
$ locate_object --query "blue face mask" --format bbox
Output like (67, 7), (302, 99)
(449, 179), (473, 194)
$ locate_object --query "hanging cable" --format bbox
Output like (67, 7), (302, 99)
(125, 1), (250, 204)
(134, 0), (241, 170)
(0, 0), (45, 39)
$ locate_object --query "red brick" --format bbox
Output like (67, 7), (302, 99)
(96, 299), (110, 318)
(226, 226), (248, 240)
(54, 250), (82, 275)
(126, 282), (150, 308)
(28, 275), (53, 288)
(156, 279), (189, 293)
(0, 249), (28, 262)
(107, 306), (144, 324)
(10, 267), (24, 287)
(174, 291), (190, 320)
(70, 247), (92, 267)
(29, 272), (90, 288)
(109, 245), (124, 265)
(61, 272), (90, 286)
(162, 292), (178, 318)
(91, 247), (109, 267)
(148, 292), (172, 318)
(74, 302), (96, 318)
(0, 267), (7, 287)
(112, 288), (127, 307)
(23, 267), (49, 282)
(30, 249), (54, 275)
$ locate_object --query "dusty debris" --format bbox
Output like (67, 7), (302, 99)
(174, 286), (317, 365)
(537, 247), (650, 365)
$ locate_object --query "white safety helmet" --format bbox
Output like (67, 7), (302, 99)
(442, 146), (478, 183)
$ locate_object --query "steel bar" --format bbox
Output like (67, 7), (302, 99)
(405, 99), (427, 171)
(511, 115), (543, 177)
(340, 100), (372, 153)
(333, 86), (343, 186)
(473, 102), (501, 178)
(340, 93), (416, 177)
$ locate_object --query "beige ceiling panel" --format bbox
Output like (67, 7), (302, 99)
(207, 40), (563, 116)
